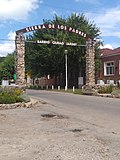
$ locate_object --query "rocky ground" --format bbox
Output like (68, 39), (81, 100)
(0, 101), (120, 160)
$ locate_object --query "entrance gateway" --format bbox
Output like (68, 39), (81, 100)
(15, 24), (95, 87)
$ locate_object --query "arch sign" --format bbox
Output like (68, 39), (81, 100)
(36, 40), (86, 46)
(16, 24), (87, 38)
(15, 23), (95, 87)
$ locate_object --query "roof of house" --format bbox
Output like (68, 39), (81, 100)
(100, 47), (120, 57)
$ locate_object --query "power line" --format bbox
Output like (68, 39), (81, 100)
(0, 39), (14, 41)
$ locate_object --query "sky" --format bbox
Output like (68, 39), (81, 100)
(0, 0), (120, 57)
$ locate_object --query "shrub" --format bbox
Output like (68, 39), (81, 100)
(0, 94), (23, 104)
(98, 85), (114, 94)
(0, 87), (28, 104)
(0, 95), (16, 104)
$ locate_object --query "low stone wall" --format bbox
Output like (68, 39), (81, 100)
(97, 93), (120, 98)
(0, 98), (39, 110)
(82, 85), (101, 95)
(82, 84), (120, 98)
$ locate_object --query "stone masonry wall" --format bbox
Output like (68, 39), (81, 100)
(85, 39), (95, 86)
(15, 34), (26, 86)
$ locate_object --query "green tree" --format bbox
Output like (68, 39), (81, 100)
(25, 13), (101, 87)
(0, 53), (15, 81)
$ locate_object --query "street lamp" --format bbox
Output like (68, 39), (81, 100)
(64, 49), (68, 91)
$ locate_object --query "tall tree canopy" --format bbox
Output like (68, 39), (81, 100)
(0, 53), (15, 81)
(25, 13), (101, 87)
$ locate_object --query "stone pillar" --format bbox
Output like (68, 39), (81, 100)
(85, 38), (95, 86)
(15, 34), (26, 86)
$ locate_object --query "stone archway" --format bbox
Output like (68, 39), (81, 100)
(15, 24), (95, 87)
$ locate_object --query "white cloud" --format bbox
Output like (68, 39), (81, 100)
(0, 31), (16, 57)
(7, 31), (16, 40)
(0, 0), (39, 21)
(86, 6), (120, 38)
(100, 44), (113, 49)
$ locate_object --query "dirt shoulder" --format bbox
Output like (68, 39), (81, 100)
(0, 102), (120, 160)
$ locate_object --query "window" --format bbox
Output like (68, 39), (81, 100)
(119, 60), (120, 75)
(104, 61), (114, 76)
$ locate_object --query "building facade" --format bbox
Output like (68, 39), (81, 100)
(98, 48), (120, 85)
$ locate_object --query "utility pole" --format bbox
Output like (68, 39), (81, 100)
(64, 50), (68, 91)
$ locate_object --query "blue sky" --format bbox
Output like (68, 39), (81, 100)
(1, 0), (120, 56)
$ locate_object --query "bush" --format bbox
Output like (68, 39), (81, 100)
(0, 94), (23, 104)
(98, 85), (114, 94)
(0, 87), (27, 104)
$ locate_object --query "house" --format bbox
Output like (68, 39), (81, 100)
(98, 47), (120, 85)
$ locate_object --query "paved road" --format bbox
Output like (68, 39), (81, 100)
(26, 89), (120, 159)
(27, 89), (120, 133)
(0, 89), (120, 160)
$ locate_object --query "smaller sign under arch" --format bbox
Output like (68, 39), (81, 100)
(16, 23), (88, 38)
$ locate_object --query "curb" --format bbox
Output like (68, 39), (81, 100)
(0, 98), (39, 110)
(95, 94), (120, 98)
